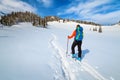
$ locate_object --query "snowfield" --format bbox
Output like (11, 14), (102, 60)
(0, 22), (120, 80)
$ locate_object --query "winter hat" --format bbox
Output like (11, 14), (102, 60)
(76, 24), (83, 32)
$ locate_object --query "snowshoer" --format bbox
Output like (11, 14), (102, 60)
(68, 24), (83, 61)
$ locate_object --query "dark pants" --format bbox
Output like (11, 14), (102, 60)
(71, 40), (82, 58)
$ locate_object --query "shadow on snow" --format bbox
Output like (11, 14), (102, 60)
(81, 49), (90, 60)
(74, 49), (90, 61)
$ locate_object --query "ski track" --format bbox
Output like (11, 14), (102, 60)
(49, 34), (72, 80)
(50, 34), (107, 80)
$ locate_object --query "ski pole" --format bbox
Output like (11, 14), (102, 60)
(66, 37), (69, 56)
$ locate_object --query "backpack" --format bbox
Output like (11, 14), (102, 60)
(75, 26), (83, 41)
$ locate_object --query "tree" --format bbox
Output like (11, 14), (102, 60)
(98, 26), (102, 33)
(0, 11), (45, 27)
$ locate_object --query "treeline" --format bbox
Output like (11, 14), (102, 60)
(0, 11), (102, 31)
(0, 11), (47, 28)
(45, 16), (60, 22)
(62, 19), (101, 26)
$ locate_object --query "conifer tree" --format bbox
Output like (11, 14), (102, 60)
(98, 26), (102, 33)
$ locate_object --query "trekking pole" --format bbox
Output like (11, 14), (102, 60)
(66, 37), (69, 57)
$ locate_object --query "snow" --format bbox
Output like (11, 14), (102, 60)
(0, 22), (120, 80)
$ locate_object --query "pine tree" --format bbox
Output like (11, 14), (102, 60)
(0, 11), (45, 27)
(98, 26), (102, 33)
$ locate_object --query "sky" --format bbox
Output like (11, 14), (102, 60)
(0, 0), (120, 25)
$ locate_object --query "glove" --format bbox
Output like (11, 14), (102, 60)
(68, 36), (70, 39)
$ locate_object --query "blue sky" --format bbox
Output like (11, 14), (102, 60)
(0, 0), (120, 25)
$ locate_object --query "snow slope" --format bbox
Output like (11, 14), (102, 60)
(0, 22), (120, 80)
(0, 23), (54, 80)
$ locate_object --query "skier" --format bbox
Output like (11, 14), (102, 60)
(68, 24), (83, 61)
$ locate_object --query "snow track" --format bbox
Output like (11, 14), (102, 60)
(50, 34), (75, 80)
(81, 62), (107, 80)
(50, 34), (107, 80)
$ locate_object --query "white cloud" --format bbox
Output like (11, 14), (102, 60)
(0, 0), (36, 13)
(58, 0), (120, 24)
(61, 0), (110, 15)
(91, 10), (120, 24)
(37, 0), (52, 7)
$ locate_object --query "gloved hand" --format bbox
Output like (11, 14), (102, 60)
(68, 36), (70, 39)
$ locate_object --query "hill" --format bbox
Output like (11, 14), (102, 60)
(0, 21), (120, 80)
(0, 11), (101, 28)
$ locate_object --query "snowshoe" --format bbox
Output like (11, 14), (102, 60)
(77, 57), (81, 61)
(72, 54), (76, 58)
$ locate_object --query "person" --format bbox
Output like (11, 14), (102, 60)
(68, 24), (83, 61)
